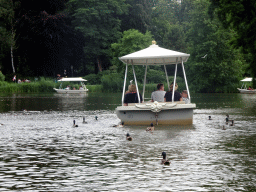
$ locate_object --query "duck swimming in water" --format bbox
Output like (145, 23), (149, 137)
(226, 114), (234, 126)
(113, 122), (124, 127)
(126, 133), (132, 141)
(73, 120), (78, 127)
(209, 116), (212, 120)
(95, 116), (98, 120)
(146, 123), (154, 132)
(82, 117), (87, 124)
(161, 152), (170, 165)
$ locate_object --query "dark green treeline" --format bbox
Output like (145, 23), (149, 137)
(0, 0), (253, 92)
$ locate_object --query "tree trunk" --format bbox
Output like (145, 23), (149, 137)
(97, 57), (102, 72)
(11, 45), (15, 73)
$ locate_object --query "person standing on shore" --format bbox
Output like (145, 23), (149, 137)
(12, 75), (16, 83)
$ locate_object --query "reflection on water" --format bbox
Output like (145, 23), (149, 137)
(0, 93), (255, 191)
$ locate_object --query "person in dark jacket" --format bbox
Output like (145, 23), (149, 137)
(164, 82), (182, 102)
(124, 84), (142, 106)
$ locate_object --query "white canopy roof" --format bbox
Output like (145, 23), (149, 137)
(58, 77), (87, 82)
(119, 44), (190, 65)
(241, 77), (252, 82)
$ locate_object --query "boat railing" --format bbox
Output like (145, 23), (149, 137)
(127, 101), (186, 106)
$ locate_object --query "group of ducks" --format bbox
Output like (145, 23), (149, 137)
(208, 114), (234, 130)
(73, 117), (169, 164)
(72, 116), (98, 127)
(126, 123), (170, 165)
(125, 123), (155, 141)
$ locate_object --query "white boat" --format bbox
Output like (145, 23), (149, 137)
(53, 77), (88, 93)
(237, 77), (256, 94)
(115, 41), (196, 125)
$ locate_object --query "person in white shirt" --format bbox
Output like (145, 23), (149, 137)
(181, 90), (189, 104)
(151, 83), (166, 102)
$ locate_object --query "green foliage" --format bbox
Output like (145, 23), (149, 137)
(83, 74), (102, 85)
(110, 29), (152, 74)
(0, 71), (5, 81)
(68, 0), (128, 73)
(101, 73), (123, 92)
(0, 77), (55, 93)
(86, 85), (102, 92)
(146, 69), (166, 83)
(185, 0), (246, 93)
(150, 0), (181, 47)
(209, 0), (256, 86)
(0, 0), (15, 70)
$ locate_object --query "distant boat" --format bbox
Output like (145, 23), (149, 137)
(115, 41), (196, 125)
(237, 77), (256, 94)
(53, 77), (88, 93)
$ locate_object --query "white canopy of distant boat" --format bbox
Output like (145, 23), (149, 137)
(115, 41), (196, 125)
(237, 77), (256, 94)
(53, 77), (88, 93)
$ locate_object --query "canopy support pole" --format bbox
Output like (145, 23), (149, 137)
(132, 60), (141, 103)
(181, 59), (191, 102)
(122, 62), (128, 105)
(172, 63), (178, 103)
(142, 62), (148, 101)
(164, 64), (169, 89)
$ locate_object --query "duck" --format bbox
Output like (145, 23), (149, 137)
(113, 122), (124, 127)
(126, 133), (132, 141)
(95, 116), (98, 120)
(73, 120), (78, 127)
(0, 123), (3, 126)
(161, 152), (170, 165)
(82, 117), (87, 124)
(225, 116), (229, 125)
(226, 114), (234, 125)
(146, 123), (154, 132)
(208, 116), (212, 120)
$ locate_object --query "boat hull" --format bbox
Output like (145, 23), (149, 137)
(115, 103), (195, 125)
(53, 88), (88, 93)
(237, 88), (256, 94)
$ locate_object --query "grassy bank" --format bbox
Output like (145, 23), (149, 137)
(0, 77), (240, 93)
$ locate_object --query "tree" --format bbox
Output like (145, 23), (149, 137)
(209, 0), (256, 85)
(0, 0), (17, 73)
(110, 29), (153, 82)
(186, 0), (246, 92)
(67, 0), (128, 74)
(150, 0), (186, 52)
(2, 0), (85, 77)
(120, 0), (156, 33)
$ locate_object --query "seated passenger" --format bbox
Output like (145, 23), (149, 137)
(164, 83), (182, 102)
(65, 86), (70, 90)
(151, 83), (166, 102)
(181, 90), (189, 104)
(248, 86), (253, 90)
(79, 86), (84, 90)
(124, 84), (142, 106)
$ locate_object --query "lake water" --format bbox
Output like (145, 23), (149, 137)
(0, 93), (255, 191)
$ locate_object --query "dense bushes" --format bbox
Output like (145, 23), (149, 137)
(0, 71), (5, 81)
(101, 73), (123, 92)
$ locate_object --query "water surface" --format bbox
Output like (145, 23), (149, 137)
(0, 93), (255, 191)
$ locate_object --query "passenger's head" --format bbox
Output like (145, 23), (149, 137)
(157, 83), (164, 91)
(128, 84), (137, 92)
(169, 83), (178, 91)
(182, 90), (188, 98)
